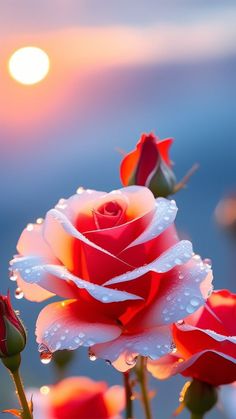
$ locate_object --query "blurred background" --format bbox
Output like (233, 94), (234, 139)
(0, 1), (236, 418)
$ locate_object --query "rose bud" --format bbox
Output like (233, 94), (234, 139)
(0, 292), (26, 360)
(148, 289), (236, 386)
(120, 133), (176, 197)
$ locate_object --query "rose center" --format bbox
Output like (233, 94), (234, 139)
(93, 200), (126, 229)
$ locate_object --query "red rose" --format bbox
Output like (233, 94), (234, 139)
(0, 292), (26, 358)
(120, 133), (176, 197)
(148, 290), (236, 385)
(11, 186), (212, 371)
(27, 377), (125, 419)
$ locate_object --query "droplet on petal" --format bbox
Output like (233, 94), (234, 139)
(38, 343), (53, 365)
(88, 349), (97, 361)
(125, 354), (138, 366)
(15, 288), (24, 299)
(9, 274), (17, 281)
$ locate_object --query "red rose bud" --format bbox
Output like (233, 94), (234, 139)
(120, 133), (176, 197)
(0, 292), (26, 359)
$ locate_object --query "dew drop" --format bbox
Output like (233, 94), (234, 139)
(15, 288), (24, 299)
(102, 295), (109, 302)
(105, 359), (112, 366)
(179, 274), (184, 280)
(184, 290), (190, 296)
(186, 304), (196, 314)
(125, 355), (137, 366)
(39, 345), (53, 365)
(190, 297), (200, 307)
(10, 274), (17, 281)
(26, 223), (34, 231)
(175, 258), (182, 265)
(78, 332), (85, 338)
(177, 319), (184, 325)
(204, 258), (212, 267)
(36, 218), (44, 225)
(88, 349), (97, 361)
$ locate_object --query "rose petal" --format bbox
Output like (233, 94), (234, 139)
(11, 257), (143, 304)
(173, 323), (236, 358)
(17, 223), (56, 260)
(126, 257), (213, 329)
(11, 256), (77, 299)
(147, 350), (236, 385)
(93, 325), (172, 372)
(43, 208), (134, 275)
(36, 300), (122, 352)
(125, 198), (178, 249)
(104, 240), (193, 286)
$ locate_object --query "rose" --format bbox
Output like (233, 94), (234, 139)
(120, 133), (176, 197)
(148, 290), (236, 385)
(27, 377), (125, 419)
(0, 292), (26, 359)
(11, 186), (212, 371)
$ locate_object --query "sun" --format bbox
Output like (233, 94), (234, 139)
(8, 46), (50, 85)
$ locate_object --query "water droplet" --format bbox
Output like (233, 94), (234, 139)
(88, 349), (97, 361)
(26, 223), (34, 231)
(36, 218), (44, 225)
(184, 290), (190, 296)
(204, 258), (212, 267)
(14, 310), (20, 316)
(15, 288), (24, 299)
(40, 385), (50, 395)
(177, 319), (184, 325)
(174, 258), (182, 265)
(76, 186), (84, 194)
(25, 268), (31, 274)
(186, 304), (196, 314)
(39, 346), (53, 365)
(102, 295), (109, 302)
(10, 274), (17, 281)
(164, 216), (169, 221)
(179, 274), (184, 280)
(105, 359), (112, 366)
(125, 355), (137, 366)
(190, 297), (200, 307)
(78, 332), (85, 338)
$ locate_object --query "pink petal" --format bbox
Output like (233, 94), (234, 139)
(11, 257), (142, 303)
(104, 240), (193, 286)
(36, 300), (122, 352)
(43, 208), (133, 275)
(11, 256), (77, 299)
(147, 350), (236, 383)
(17, 223), (56, 260)
(93, 325), (172, 372)
(126, 198), (178, 249)
(126, 257), (213, 329)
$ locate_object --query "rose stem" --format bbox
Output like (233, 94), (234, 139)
(11, 368), (33, 419)
(123, 370), (133, 419)
(136, 356), (152, 419)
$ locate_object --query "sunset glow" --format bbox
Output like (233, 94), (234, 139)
(8, 47), (50, 85)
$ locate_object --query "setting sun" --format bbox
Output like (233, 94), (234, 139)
(8, 46), (50, 85)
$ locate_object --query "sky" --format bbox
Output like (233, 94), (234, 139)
(0, 2), (236, 418)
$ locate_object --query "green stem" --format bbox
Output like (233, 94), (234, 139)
(12, 369), (33, 419)
(136, 357), (152, 419)
(123, 371), (133, 419)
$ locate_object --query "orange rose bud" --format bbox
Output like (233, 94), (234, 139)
(120, 133), (176, 197)
(0, 292), (26, 359)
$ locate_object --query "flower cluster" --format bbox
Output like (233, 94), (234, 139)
(1, 131), (235, 419)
